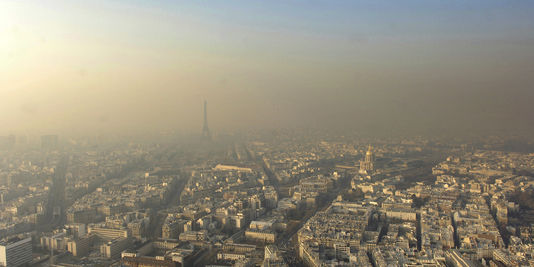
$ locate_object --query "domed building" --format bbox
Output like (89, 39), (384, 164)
(359, 145), (374, 174)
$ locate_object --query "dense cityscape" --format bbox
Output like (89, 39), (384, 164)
(3, 1), (534, 266)
(2, 110), (534, 266)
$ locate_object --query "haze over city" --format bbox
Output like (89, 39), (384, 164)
(2, 0), (534, 136)
(3, 2), (534, 267)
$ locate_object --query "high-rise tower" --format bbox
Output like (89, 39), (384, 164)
(201, 100), (211, 140)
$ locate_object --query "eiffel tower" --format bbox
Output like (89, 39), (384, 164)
(201, 100), (211, 140)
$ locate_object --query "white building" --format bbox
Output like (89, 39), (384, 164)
(0, 237), (32, 267)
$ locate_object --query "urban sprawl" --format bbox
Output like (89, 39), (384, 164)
(1, 132), (534, 267)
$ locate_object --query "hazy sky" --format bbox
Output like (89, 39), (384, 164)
(1, 0), (534, 136)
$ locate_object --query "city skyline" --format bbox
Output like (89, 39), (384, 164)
(2, 128), (534, 266)
(2, 2), (534, 266)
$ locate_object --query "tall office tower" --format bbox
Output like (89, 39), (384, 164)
(359, 145), (374, 174)
(0, 236), (32, 267)
(201, 100), (211, 140)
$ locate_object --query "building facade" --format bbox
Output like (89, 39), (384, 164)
(0, 237), (32, 267)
